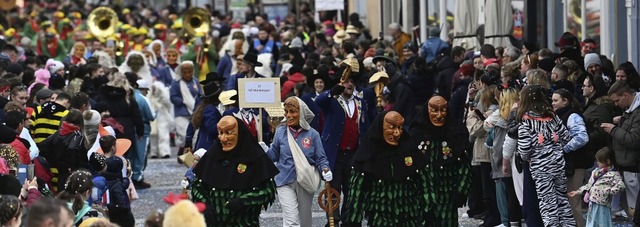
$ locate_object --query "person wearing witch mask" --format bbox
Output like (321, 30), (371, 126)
(341, 111), (428, 226)
(408, 96), (472, 227)
(191, 116), (279, 226)
(264, 97), (332, 227)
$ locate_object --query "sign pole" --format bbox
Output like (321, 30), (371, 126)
(258, 108), (263, 142)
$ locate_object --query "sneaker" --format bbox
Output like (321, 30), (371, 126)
(613, 209), (629, 218)
(150, 155), (158, 159)
(133, 180), (151, 189)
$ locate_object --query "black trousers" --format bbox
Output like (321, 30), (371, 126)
(502, 177), (523, 222)
(480, 162), (501, 225)
(467, 165), (486, 215)
(326, 151), (355, 225)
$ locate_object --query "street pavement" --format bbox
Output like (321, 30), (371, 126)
(130, 147), (633, 227)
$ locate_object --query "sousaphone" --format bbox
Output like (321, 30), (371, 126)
(87, 6), (118, 39)
(0, 0), (16, 11)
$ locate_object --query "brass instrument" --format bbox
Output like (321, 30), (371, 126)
(184, 7), (212, 65)
(183, 7), (211, 38)
(0, 0), (16, 11)
(339, 58), (359, 84)
(87, 7), (118, 39)
(369, 71), (390, 108)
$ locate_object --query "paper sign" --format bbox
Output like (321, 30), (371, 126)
(238, 78), (282, 108)
(315, 0), (345, 11)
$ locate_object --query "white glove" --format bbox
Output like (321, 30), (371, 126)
(258, 142), (269, 153)
(322, 170), (333, 182)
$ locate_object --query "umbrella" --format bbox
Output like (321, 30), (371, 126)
(452, 0), (480, 50)
(484, 0), (514, 49)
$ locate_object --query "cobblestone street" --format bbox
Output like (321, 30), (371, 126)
(131, 147), (633, 227)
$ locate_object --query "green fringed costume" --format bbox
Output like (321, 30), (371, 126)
(343, 111), (429, 226)
(409, 105), (471, 227)
(191, 117), (279, 226)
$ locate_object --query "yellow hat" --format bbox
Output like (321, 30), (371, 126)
(40, 21), (52, 28)
(171, 22), (183, 30)
(127, 27), (138, 35)
(0, 24), (4, 31)
(45, 27), (57, 35)
(78, 218), (110, 227)
(84, 33), (94, 40)
(144, 39), (152, 45)
(121, 24), (132, 31)
(138, 27), (149, 36)
(4, 28), (16, 37)
(60, 18), (71, 24)
(154, 24), (167, 30)
(72, 12), (82, 19)
(54, 11), (65, 18)
(122, 8), (130, 14)
(219, 90), (238, 105)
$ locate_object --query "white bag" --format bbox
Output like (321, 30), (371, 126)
(287, 129), (321, 193)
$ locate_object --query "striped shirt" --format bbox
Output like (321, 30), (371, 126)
(31, 102), (68, 143)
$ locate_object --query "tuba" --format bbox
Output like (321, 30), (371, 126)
(183, 7), (211, 37)
(87, 7), (118, 39)
(0, 0), (16, 11)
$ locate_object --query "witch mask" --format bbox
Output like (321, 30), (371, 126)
(383, 111), (404, 146)
(428, 96), (447, 127)
(218, 116), (239, 152)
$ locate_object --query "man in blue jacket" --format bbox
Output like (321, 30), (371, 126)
(315, 63), (371, 226)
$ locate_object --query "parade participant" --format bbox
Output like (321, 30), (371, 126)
(217, 39), (249, 90)
(182, 34), (219, 83)
(225, 53), (265, 91)
(342, 111), (428, 226)
(119, 51), (154, 85)
(35, 22), (67, 61)
(517, 85), (575, 226)
(222, 98), (271, 142)
(265, 97), (332, 227)
(63, 42), (87, 66)
(301, 65), (330, 132)
(192, 73), (223, 150)
(57, 18), (74, 51)
(149, 40), (167, 68)
(148, 81), (173, 159)
(314, 62), (371, 225)
(410, 96), (471, 226)
(191, 116), (279, 226)
(170, 61), (202, 164)
(253, 26), (279, 60)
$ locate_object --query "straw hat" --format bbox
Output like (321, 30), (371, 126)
(219, 90), (238, 106)
(333, 30), (347, 44)
(369, 71), (390, 84)
(345, 25), (359, 34)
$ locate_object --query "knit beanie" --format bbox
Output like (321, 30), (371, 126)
(584, 53), (601, 71)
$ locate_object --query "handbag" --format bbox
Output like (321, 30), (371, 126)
(287, 129), (321, 193)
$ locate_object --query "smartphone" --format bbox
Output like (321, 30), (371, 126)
(474, 109), (486, 121)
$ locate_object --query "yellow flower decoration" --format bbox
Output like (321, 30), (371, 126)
(4, 28), (16, 37)
(54, 11), (65, 18)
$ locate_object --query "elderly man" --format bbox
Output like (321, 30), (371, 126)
(388, 23), (412, 64)
(602, 81), (640, 225)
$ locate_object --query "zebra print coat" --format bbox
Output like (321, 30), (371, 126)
(517, 114), (571, 171)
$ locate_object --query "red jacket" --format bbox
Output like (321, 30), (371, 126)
(10, 137), (30, 165)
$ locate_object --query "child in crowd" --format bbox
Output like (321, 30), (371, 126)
(99, 135), (135, 227)
(569, 147), (625, 227)
(56, 170), (96, 225)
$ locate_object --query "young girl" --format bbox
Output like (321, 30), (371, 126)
(569, 147), (625, 227)
(56, 170), (96, 225)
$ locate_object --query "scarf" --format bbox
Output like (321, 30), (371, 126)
(179, 79), (196, 115)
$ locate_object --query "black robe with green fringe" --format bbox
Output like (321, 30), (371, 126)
(409, 109), (471, 227)
(191, 117), (279, 226)
(342, 111), (429, 226)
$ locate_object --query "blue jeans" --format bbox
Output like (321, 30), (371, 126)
(130, 135), (149, 181)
